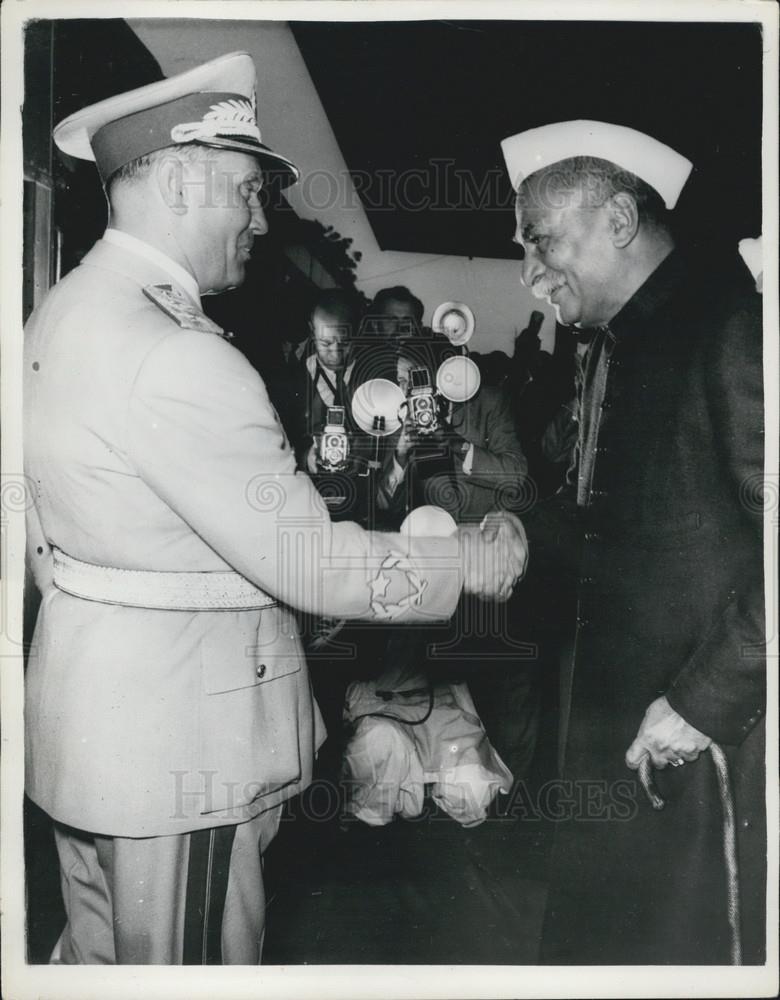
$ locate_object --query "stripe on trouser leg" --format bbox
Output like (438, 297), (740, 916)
(183, 825), (237, 964)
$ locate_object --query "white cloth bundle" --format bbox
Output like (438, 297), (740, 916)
(342, 677), (514, 828)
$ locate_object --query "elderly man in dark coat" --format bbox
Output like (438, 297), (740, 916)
(501, 120), (766, 964)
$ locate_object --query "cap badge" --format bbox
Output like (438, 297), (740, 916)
(170, 95), (261, 145)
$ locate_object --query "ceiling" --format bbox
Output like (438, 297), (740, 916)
(292, 20), (763, 260)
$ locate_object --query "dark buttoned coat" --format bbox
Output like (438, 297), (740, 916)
(529, 250), (766, 964)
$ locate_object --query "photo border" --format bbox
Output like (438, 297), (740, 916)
(2, 2), (777, 998)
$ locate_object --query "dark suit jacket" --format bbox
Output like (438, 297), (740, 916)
(284, 351), (384, 526)
(532, 249), (766, 964)
(377, 385), (529, 526)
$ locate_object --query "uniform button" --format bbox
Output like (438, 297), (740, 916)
(584, 531), (601, 542)
(32, 362), (40, 371)
(741, 818), (751, 829)
(256, 664), (267, 679)
(590, 489), (608, 499)
(577, 616), (589, 628)
(36, 546), (44, 555)
(580, 576), (595, 585)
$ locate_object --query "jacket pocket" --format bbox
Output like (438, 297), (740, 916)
(201, 607), (301, 695)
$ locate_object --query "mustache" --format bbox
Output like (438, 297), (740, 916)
(530, 271), (566, 300)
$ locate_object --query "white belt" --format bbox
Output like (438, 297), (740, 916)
(52, 548), (277, 612)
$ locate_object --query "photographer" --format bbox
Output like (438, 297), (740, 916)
(357, 331), (539, 790)
(363, 284), (425, 341)
(288, 289), (377, 525)
(377, 335), (528, 526)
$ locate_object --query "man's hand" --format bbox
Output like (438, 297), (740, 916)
(457, 517), (528, 601)
(446, 432), (470, 460)
(394, 414), (419, 466)
(306, 441), (319, 474)
(480, 510), (529, 595)
(625, 695), (711, 770)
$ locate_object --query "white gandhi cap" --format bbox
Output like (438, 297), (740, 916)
(501, 120), (693, 210)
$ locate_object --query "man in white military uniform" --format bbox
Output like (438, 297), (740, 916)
(24, 52), (527, 965)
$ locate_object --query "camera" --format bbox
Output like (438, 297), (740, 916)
(318, 407), (350, 472)
(407, 367), (439, 435)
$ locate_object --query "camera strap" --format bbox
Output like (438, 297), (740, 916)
(314, 362), (351, 408)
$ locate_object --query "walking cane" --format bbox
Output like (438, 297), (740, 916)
(638, 744), (742, 965)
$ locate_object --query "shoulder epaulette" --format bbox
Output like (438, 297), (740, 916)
(143, 284), (233, 340)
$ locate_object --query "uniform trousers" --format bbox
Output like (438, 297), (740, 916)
(50, 805), (282, 964)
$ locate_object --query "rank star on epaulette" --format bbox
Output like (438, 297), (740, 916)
(143, 284), (233, 339)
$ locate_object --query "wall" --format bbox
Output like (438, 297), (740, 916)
(128, 17), (556, 354)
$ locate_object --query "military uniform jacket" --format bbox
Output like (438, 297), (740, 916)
(23, 237), (463, 838)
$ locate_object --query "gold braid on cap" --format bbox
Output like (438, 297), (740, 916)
(170, 95), (261, 144)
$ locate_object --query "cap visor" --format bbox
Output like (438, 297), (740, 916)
(195, 137), (299, 187)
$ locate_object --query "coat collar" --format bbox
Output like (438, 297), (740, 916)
(103, 229), (200, 304)
(606, 248), (687, 340)
(79, 235), (201, 306)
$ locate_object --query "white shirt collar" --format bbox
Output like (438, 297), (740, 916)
(103, 228), (201, 305)
(306, 354), (355, 380)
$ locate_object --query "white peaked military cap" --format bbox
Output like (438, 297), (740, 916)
(501, 119), (693, 209)
(53, 51), (299, 187)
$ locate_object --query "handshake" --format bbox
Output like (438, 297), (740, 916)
(457, 510), (529, 601)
